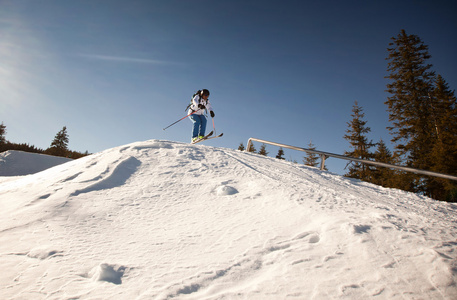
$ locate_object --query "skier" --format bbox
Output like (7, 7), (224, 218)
(188, 89), (215, 143)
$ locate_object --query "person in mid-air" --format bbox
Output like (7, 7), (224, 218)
(188, 89), (215, 142)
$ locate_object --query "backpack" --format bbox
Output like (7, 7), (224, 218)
(185, 90), (202, 111)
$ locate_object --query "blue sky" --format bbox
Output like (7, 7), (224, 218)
(1, 0), (456, 175)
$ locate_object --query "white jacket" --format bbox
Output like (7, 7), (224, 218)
(188, 95), (214, 116)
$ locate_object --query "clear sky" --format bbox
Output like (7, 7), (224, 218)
(1, 0), (456, 175)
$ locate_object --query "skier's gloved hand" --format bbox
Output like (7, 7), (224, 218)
(210, 111), (215, 118)
(198, 104), (205, 109)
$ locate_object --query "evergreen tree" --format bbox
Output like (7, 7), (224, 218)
(385, 30), (457, 200)
(385, 29), (436, 193)
(343, 101), (375, 181)
(0, 123), (87, 159)
(303, 140), (319, 167)
(238, 143), (245, 151)
(427, 75), (457, 201)
(0, 122), (6, 145)
(47, 126), (69, 157)
(276, 147), (285, 160)
(258, 144), (268, 156)
(371, 139), (396, 188)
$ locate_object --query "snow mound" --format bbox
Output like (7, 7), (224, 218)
(216, 185), (238, 196)
(0, 150), (72, 176)
(27, 246), (63, 260)
(90, 263), (128, 285)
(0, 139), (456, 299)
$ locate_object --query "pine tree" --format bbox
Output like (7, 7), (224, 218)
(238, 143), (245, 151)
(371, 139), (396, 188)
(276, 147), (285, 160)
(0, 122), (6, 145)
(385, 30), (436, 193)
(303, 141), (319, 167)
(427, 75), (457, 201)
(258, 144), (268, 156)
(47, 126), (69, 157)
(344, 101), (375, 181)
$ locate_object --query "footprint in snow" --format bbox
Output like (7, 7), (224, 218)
(293, 232), (320, 244)
(353, 224), (372, 234)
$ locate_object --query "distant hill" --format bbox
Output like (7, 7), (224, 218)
(0, 150), (72, 176)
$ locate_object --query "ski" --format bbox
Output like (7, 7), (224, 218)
(201, 133), (223, 142)
(192, 133), (223, 144)
(191, 131), (213, 144)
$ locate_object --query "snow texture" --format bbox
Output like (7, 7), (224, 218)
(0, 140), (456, 299)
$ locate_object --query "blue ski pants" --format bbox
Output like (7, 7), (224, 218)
(189, 114), (207, 138)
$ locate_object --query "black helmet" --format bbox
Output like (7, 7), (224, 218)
(201, 89), (210, 97)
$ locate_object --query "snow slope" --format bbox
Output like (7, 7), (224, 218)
(0, 150), (72, 177)
(0, 140), (456, 299)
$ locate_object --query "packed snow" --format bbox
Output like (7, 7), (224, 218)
(0, 140), (456, 299)
(0, 150), (71, 177)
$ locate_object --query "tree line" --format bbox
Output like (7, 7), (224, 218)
(237, 30), (457, 202)
(0, 124), (89, 159)
(237, 140), (324, 168)
(345, 30), (457, 202)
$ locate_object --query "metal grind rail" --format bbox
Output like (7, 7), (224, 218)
(246, 137), (457, 182)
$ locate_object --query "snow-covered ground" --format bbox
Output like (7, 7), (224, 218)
(0, 140), (456, 299)
(0, 150), (72, 177)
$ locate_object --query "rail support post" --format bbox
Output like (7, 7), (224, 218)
(320, 154), (328, 171)
(246, 138), (253, 152)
